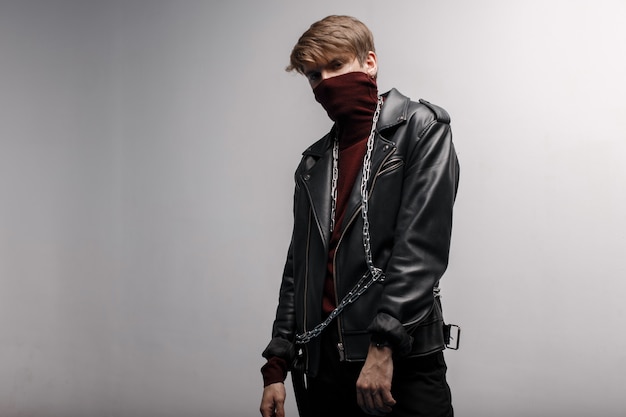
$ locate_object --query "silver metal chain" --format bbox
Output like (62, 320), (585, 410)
(360, 97), (384, 283)
(296, 96), (384, 345)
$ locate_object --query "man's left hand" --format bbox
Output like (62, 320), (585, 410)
(356, 343), (396, 415)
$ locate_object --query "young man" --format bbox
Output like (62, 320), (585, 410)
(260, 15), (459, 417)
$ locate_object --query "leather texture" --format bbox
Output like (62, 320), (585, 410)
(263, 88), (460, 377)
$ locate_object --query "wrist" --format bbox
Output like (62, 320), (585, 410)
(367, 313), (413, 357)
(370, 333), (392, 349)
(373, 339), (391, 349)
(369, 341), (393, 358)
(261, 357), (288, 387)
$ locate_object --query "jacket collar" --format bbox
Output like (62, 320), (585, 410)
(377, 88), (410, 132)
(303, 88), (410, 157)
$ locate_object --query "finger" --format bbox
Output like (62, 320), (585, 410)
(260, 394), (282, 417)
(259, 402), (273, 417)
(381, 389), (396, 407)
(372, 392), (393, 414)
(275, 399), (285, 417)
(365, 391), (378, 414)
(356, 389), (367, 412)
(357, 388), (375, 414)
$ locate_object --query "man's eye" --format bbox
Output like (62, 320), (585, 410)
(308, 73), (320, 81)
(332, 62), (344, 69)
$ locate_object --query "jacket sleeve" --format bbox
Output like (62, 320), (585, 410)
(368, 115), (459, 356)
(262, 239), (296, 364)
(261, 185), (299, 365)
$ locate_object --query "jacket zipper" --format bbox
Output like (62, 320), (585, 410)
(332, 209), (360, 361)
(331, 142), (395, 362)
(337, 341), (346, 361)
(303, 207), (312, 370)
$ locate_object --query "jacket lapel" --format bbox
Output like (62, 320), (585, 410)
(341, 134), (395, 232)
(300, 137), (333, 249)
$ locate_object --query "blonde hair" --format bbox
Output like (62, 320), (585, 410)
(287, 15), (376, 74)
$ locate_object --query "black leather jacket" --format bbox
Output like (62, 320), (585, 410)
(263, 88), (459, 376)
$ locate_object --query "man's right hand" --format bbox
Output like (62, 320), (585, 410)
(260, 382), (286, 417)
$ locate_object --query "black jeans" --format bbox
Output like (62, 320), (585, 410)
(301, 322), (453, 417)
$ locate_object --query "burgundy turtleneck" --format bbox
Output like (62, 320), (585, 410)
(314, 72), (379, 315)
(261, 72), (378, 387)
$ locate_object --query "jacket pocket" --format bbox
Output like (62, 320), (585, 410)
(378, 157), (404, 176)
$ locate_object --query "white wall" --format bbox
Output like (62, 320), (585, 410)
(1, 1), (625, 416)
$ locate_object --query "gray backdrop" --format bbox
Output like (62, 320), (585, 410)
(1, 0), (625, 416)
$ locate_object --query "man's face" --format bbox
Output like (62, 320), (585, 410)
(302, 51), (377, 89)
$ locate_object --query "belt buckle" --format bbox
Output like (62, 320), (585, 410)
(444, 324), (461, 350)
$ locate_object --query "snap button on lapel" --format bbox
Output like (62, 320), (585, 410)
(303, 174), (311, 181)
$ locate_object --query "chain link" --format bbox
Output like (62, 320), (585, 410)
(296, 97), (384, 345)
(330, 138), (339, 233)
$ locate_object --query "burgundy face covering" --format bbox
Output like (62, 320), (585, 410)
(313, 71), (378, 137)
(313, 71), (380, 315)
